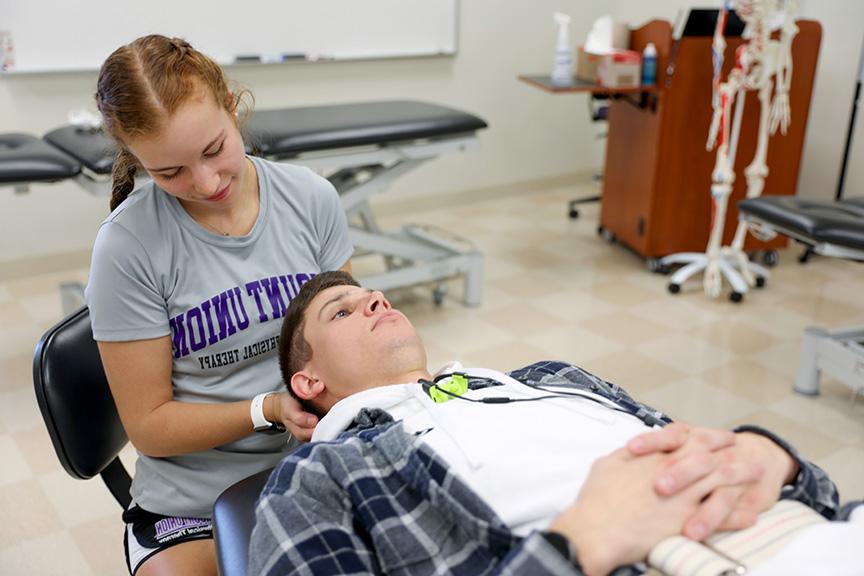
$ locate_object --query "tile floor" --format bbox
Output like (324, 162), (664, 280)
(1, 180), (863, 574)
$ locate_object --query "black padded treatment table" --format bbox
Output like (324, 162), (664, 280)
(0, 133), (80, 191)
(246, 101), (488, 307)
(1, 100), (488, 307)
(738, 196), (864, 401)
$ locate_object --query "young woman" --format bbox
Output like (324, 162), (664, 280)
(86, 34), (353, 575)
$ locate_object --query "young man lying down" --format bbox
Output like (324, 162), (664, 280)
(249, 271), (860, 576)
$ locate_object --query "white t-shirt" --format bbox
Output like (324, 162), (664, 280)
(313, 365), (650, 535)
(86, 156), (353, 517)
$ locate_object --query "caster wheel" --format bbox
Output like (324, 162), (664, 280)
(755, 276), (766, 288)
(761, 250), (779, 267)
(599, 228), (616, 244)
(569, 208), (580, 219)
(668, 283), (681, 295)
(432, 285), (447, 306)
(647, 259), (670, 275)
(730, 291), (744, 303)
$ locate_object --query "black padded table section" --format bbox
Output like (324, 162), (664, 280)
(246, 100), (488, 158)
(213, 467), (272, 576)
(739, 196), (864, 250)
(839, 197), (864, 214)
(0, 133), (81, 184)
(43, 127), (117, 176)
(38, 101), (487, 174)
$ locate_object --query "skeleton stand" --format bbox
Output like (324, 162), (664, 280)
(660, 1), (797, 302)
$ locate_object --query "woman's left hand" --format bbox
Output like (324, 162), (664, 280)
(267, 392), (319, 442)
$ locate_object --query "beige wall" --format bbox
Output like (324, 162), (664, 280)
(614, 0), (864, 200)
(0, 1), (610, 271)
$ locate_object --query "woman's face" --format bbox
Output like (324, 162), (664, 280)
(125, 91), (249, 211)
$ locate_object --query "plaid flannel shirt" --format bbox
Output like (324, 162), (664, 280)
(249, 361), (841, 576)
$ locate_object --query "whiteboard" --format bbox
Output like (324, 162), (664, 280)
(3, 0), (458, 73)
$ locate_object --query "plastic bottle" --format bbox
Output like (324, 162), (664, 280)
(641, 42), (657, 86)
(551, 13), (574, 87)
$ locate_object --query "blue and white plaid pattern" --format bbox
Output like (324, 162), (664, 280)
(249, 361), (841, 576)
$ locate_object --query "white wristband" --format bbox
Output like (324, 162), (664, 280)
(250, 392), (274, 431)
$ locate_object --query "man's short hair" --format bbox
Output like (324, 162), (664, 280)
(278, 271), (360, 414)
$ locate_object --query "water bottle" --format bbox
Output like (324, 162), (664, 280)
(641, 42), (657, 86)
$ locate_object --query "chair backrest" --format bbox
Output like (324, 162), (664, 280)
(32, 306), (132, 508)
(589, 94), (610, 122)
(213, 467), (274, 576)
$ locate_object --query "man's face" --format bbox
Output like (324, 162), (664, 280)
(299, 285), (427, 406)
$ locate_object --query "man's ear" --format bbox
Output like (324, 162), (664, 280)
(290, 370), (326, 401)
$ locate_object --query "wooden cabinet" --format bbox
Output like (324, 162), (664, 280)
(600, 20), (822, 258)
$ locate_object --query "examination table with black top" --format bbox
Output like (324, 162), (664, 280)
(738, 195), (864, 401)
(1, 100), (488, 308)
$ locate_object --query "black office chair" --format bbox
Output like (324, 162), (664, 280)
(213, 467), (274, 576)
(32, 306), (132, 508)
(568, 94), (609, 219)
(34, 305), (282, 575)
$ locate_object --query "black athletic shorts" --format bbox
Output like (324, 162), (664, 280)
(122, 504), (213, 574)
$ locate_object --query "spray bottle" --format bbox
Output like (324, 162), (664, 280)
(551, 13), (573, 87)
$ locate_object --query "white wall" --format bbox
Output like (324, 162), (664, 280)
(614, 0), (864, 200)
(806, 1), (864, 200)
(796, 0), (864, 199)
(841, 64), (864, 199)
(0, 0), (608, 272)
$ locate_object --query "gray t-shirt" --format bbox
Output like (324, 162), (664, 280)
(85, 156), (353, 517)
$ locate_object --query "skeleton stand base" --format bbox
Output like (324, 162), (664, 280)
(659, 248), (771, 302)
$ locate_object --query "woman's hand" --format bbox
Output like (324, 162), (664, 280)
(265, 392), (319, 442)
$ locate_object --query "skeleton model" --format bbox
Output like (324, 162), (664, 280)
(660, 0), (798, 302)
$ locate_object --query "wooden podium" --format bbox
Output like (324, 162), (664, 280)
(599, 19), (822, 258)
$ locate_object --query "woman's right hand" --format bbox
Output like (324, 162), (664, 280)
(267, 392), (318, 442)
